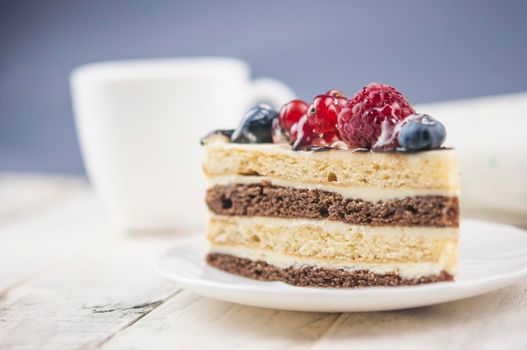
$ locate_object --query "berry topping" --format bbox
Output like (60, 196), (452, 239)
(319, 130), (341, 145)
(325, 89), (345, 97)
(291, 115), (315, 150)
(200, 129), (234, 145)
(231, 105), (278, 143)
(325, 89), (347, 108)
(307, 95), (342, 134)
(271, 117), (289, 143)
(278, 100), (309, 134)
(397, 114), (446, 151)
(337, 83), (415, 149)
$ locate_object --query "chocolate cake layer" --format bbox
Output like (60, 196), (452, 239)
(207, 253), (454, 287)
(206, 183), (459, 227)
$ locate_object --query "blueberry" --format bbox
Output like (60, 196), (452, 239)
(397, 114), (446, 151)
(230, 106), (279, 143)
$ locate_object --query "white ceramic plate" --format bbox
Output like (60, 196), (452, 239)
(154, 219), (527, 312)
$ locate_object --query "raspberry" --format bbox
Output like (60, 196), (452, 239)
(337, 83), (415, 149)
(307, 95), (341, 134)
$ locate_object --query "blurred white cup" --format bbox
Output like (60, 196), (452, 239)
(71, 57), (295, 232)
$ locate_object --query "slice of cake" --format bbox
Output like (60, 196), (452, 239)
(202, 83), (460, 287)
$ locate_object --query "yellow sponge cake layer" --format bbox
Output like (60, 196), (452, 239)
(203, 143), (459, 191)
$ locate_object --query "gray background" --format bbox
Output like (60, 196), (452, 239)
(1, 0), (526, 174)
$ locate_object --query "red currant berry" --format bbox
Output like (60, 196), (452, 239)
(291, 115), (314, 150)
(325, 89), (345, 97)
(325, 89), (347, 108)
(278, 100), (309, 133)
(321, 130), (340, 144)
(337, 83), (415, 149)
(307, 95), (341, 134)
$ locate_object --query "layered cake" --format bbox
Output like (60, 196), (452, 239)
(202, 83), (460, 287)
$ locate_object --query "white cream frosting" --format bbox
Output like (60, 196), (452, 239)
(209, 244), (456, 279)
(208, 175), (459, 201)
(210, 141), (455, 160)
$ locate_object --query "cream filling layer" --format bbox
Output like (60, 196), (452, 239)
(207, 141), (455, 162)
(208, 175), (459, 201)
(209, 244), (456, 279)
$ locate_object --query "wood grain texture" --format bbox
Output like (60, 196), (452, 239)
(0, 182), (102, 292)
(312, 281), (527, 350)
(101, 291), (340, 350)
(0, 236), (179, 350)
(0, 174), (92, 292)
(0, 174), (83, 221)
(0, 174), (181, 349)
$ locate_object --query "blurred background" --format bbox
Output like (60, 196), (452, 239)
(1, 0), (527, 174)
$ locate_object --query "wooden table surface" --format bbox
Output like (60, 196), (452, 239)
(0, 175), (526, 350)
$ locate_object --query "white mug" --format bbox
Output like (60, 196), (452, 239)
(71, 57), (295, 232)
